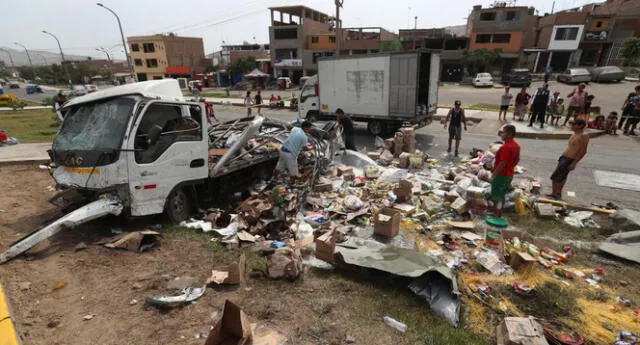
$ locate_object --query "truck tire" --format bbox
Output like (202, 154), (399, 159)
(165, 188), (191, 223)
(306, 111), (318, 123)
(367, 121), (384, 136)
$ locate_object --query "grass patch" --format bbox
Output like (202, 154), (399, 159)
(505, 213), (615, 242)
(0, 109), (58, 142)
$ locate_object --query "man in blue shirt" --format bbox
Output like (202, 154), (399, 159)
(275, 120), (312, 179)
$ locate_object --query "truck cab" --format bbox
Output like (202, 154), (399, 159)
(52, 79), (209, 221)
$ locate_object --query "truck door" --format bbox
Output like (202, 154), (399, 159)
(298, 84), (319, 120)
(127, 100), (208, 216)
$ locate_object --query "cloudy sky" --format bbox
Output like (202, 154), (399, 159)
(1, 0), (592, 61)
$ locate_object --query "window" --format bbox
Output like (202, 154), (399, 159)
(329, 36), (336, 43)
(137, 73), (147, 81)
(493, 34), (511, 43)
(505, 11), (517, 20)
(134, 59), (143, 66)
(311, 36), (319, 44)
(274, 28), (298, 39)
(480, 12), (496, 21)
(300, 85), (316, 103)
(134, 104), (202, 164)
(143, 43), (155, 53)
(152, 76), (163, 80)
(555, 27), (579, 40)
(146, 59), (158, 68)
(475, 34), (491, 43)
(131, 43), (140, 52)
(596, 21), (603, 28)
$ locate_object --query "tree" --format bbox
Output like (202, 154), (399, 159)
(228, 56), (257, 76)
(380, 40), (403, 52)
(621, 36), (640, 66)
(462, 49), (501, 75)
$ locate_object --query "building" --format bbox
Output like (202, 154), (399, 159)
(127, 34), (207, 81)
(210, 43), (270, 71)
(467, 3), (539, 72)
(269, 5), (332, 83)
(339, 27), (397, 55)
(399, 26), (468, 82)
(592, 0), (640, 66)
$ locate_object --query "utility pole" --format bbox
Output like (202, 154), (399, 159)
(42, 30), (71, 86)
(335, 0), (344, 56)
(97, 3), (136, 82)
(551, 1), (555, 14)
(14, 42), (36, 80)
(414, 16), (418, 29)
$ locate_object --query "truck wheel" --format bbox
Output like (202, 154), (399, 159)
(166, 188), (191, 223)
(367, 121), (384, 137)
(306, 111), (318, 122)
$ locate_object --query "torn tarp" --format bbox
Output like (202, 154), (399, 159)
(335, 242), (460, 326)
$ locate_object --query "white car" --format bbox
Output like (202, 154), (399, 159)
(85, 84), (98, 93)
(472, 73), (493, 87)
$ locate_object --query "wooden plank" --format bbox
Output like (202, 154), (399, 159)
(537, 197), (616, 214)
(209, 148), (229, 156)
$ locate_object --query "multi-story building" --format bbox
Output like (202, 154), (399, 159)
(467, 3), (539, 72)
(269, 5), (331, 83)
(127, 34), (206, 81)
(527, 10), (588, 72)
(597, 0), (640, 66)
(399, 26), (468, 82)
(210, 43), (270, 71)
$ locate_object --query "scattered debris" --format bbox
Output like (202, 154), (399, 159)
(146, 286), (206, 308)
(206, 253), (246, 285)
(204, 300), (287, 345)
(18, 282), (32, 291)
(496, 317), (548, 345)
(129, 299), (138, 306)
(52, 281), (67, 291)
(82, 314), (95, 321)
(267, 247), (303, 280)
(97, 230), (161, 252)
(382, 316), (407, 333)
(74, 242), (88, 252)
(166, 276), (198, 291)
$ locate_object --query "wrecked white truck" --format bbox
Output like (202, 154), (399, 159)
(0, 79), (337, 263)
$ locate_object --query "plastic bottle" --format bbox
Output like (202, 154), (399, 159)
(382, 316), (407, 333)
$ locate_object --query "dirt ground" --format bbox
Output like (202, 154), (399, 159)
(0, 165), (485, 345)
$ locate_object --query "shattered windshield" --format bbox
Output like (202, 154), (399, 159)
(54, 97), (136, 151)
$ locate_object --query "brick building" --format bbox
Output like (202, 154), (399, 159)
(210, 43), (270, 71)
(127, 34), (207, 81)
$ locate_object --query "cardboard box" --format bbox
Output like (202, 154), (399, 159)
(466, 186), (486, 200)
(450, 197), (469, 215)
(535, 203), (557, 219)
(205, 300), (253, 345)
(374, 208), (401, 238)
(315, 231), (337, 264)
(384, 138), (394, 150)
(398, 152), (411, 168)
(342, 172), (355, 181)
(367, 151), (381, 160)
(337, 167), (353, 176)
(392, 203), (416, 215)
(509, 251), (537, 271)
(314, 183), (333, 192)
(207, 253), (246, 285)
(496, 317), (549, 345)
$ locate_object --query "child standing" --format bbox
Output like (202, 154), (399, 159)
(551, 98), (565, 126)
(491, 125), (520, 217)
(498, 87), (512, 122)
(244, 91), (253, 116)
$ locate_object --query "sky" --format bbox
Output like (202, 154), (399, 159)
(0, 0), (593, 61)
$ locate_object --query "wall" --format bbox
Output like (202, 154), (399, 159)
(471, 7), (534, 33)
(163, 36), (205, 69)
(228, 50), (270, 63)
(128, 36), (167, 77)
(548, 25), (585, 50)
(469, 32), (524, 53)
(307, 34), (336, 50)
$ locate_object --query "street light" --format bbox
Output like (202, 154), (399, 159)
(15, 42), (36, 81)
(97, 3), (136, 82)
(0, 48), (15, 67)
(96, 47), (112, 62)
(42, 30), (72, 85)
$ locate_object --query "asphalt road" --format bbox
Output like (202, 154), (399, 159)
(215, 105), (640, 209)
(7, 85), (57, 103)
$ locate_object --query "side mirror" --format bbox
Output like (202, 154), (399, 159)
(148, 125), (163, 146)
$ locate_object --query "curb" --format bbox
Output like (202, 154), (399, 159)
(0, 159), (50, 167)
(515, 129), (606, 140)
(0, 283), (22, 345)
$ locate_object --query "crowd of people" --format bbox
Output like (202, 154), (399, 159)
(497, 83), (640, 136)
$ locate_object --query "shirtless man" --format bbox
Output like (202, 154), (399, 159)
(547, 118), (589, 200)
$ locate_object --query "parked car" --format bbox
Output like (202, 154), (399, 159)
(26, 84), (43, 94)
(277, 77), (292, 89)
(72, 85), (88, 97)
(9, 82), (19, 89)
(85, 84), (98, 93)
(501, 69), (532, 87)
(590, 66), (626, 83)
(556, 68), (592, 84)
(472, 73), (494, 87)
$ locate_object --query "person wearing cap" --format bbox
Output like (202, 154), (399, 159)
(529, 83), (551, 129)
(564, 83), (588, 126)
(498, 87), (513, 122)
(444, 100), (467, 157)
(548, 118), (589, 200)
(275, 121), (313, 180)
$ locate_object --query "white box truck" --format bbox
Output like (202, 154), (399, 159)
(298, 50), (440, 136)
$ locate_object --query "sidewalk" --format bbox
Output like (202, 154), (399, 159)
(0, 143), (50, 165)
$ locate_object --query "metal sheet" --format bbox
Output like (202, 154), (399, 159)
(598, 242), (640, 264)
(0, 196), (123, 264)
(593, 170), (640, 192)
